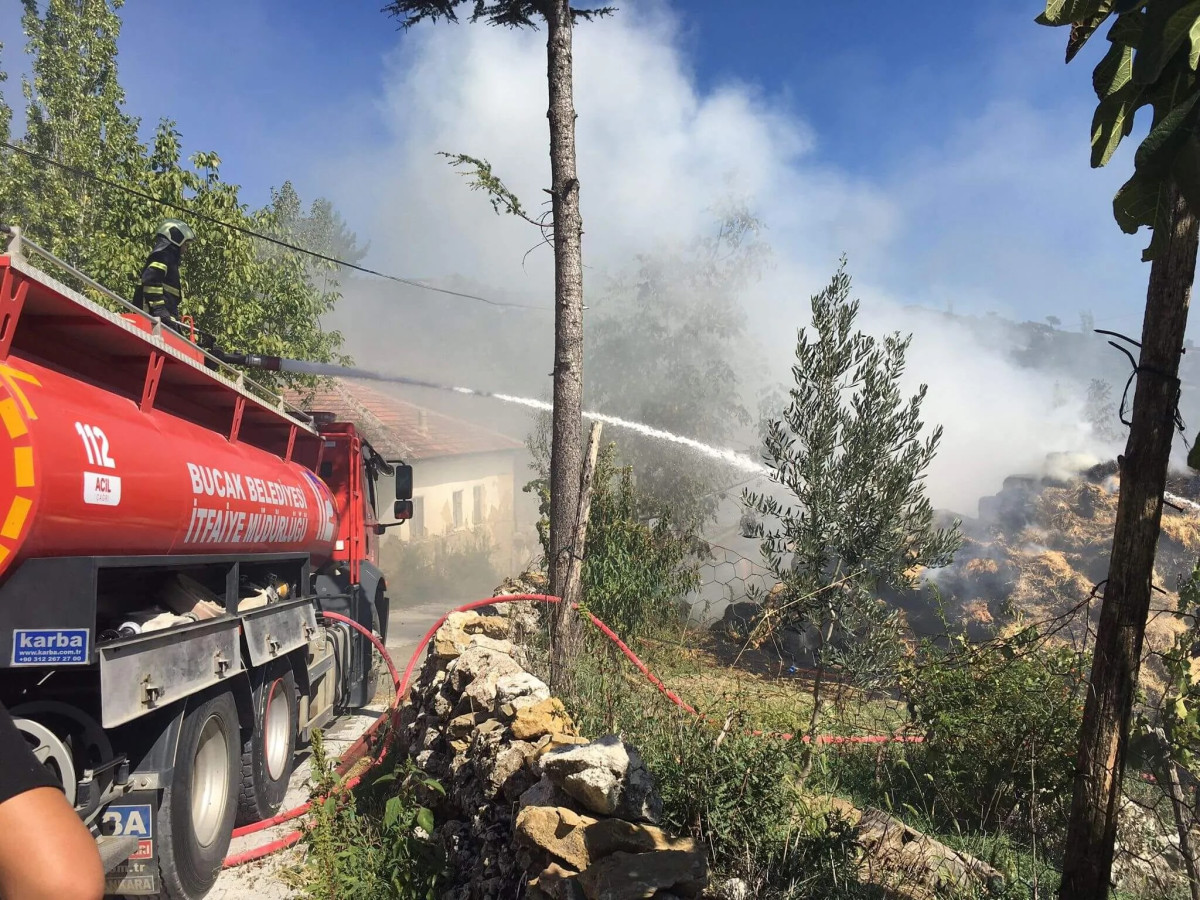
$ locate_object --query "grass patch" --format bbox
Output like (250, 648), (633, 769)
(553, 623), (1075, 899)
(621, 628), (910, 738)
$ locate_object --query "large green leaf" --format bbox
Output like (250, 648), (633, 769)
(1044, 0), (1108, 26)
(416, 807), (435, 834)
(1112, 165), (1174, 260)
(1133, 0), (1200, 84)
(1133, 89), (1200, 174)
(1108, 10), (1145, 49)
(1091, 84), (1143, 166)
(1094, 40), (1135, 97)
(1113, 167), (1164, 233)
(1189, 15), (1200, 67)
(1069, 2), (1116, 61)
(1144, 178), (1175, 260)
(1171, 135), (1200, 214)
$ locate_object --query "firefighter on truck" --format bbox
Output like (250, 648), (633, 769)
(133, 219), (194, 334)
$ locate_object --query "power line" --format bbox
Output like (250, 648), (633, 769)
(0, 140), (551, 312)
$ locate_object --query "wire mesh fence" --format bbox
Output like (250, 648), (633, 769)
(690, 541), (772, 621)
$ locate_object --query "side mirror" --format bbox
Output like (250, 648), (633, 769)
(393, 499), (413, 521)
(394, 464), (413, 501)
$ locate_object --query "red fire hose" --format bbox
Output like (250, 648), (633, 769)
(223, 594), (921, 868)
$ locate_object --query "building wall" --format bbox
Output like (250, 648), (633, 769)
(380, 450), (538, 575)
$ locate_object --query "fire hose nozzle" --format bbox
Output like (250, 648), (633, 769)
(211, 350), (282, 371)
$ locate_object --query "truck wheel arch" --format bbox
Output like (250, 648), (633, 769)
(358, 560), (388, 644)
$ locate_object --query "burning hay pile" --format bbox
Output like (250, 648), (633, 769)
(894, 455), (1200, 693)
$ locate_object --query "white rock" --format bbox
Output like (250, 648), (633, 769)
(467, 634), (517, 656)
(496, 672), (551, 708)
(540, 735), (662, 823)
(447, 645), (523, 694)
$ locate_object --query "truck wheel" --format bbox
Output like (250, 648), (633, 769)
(155, 689), (239, 900)
(235, 662), (297, 825)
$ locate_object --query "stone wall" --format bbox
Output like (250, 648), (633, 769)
(399, 602), (709, 900)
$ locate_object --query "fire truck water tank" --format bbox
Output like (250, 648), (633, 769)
(0, 356), (338, 580)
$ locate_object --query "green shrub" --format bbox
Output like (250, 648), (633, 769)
(298, 730), (445, 900)
(581, 444), (700, 638)
(526, 440), (700, 640)
(901, 633), (1085, 844)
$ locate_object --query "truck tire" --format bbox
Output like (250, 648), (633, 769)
(155, 688), (239, 900)
(235, 662), (297, 825)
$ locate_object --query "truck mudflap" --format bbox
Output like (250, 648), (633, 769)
(102, 791), (159, 895)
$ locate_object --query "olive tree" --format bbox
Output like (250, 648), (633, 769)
(745, 261), (961, 780)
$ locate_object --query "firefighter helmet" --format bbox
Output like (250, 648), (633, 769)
(155, 219), (195, 248)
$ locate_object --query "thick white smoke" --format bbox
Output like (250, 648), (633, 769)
(322, 2), (1145, 517)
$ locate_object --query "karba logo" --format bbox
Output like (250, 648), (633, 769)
(18, 632), (85, 649)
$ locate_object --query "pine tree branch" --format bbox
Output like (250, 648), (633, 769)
(439, 151), (552, 232)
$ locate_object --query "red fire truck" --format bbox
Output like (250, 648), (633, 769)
(0, 229), (411, 898)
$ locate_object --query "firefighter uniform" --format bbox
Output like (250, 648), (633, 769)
(134, 219), (194, 330)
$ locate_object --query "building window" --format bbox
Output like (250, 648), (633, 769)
(410, 496), (425, 538)
(452, 490), (463, 529)
(473, 485), (484, 526)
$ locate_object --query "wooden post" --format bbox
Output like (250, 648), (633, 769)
(564, 421), (603, 608)
(553, 421), (602, 689)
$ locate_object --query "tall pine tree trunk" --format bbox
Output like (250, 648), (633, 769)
(545, 0), (585, 689)
(1059, 182), (1199, 899)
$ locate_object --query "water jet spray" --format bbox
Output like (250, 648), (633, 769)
(225, 353), (768, 476)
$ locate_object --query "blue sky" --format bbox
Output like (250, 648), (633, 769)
(0, 1), (1151, 331)
(3, 1), (1079, 196)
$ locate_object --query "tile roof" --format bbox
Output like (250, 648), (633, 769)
(286, 378), (524, 462)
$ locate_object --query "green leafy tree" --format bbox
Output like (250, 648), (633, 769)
(0, 1), (353, 384)
(0, 39), (10, 147)
(1037, 4), (1200, 894)
(269, 181), (368, 295)
(744, 261), (961, 780)
(384, 0), (614, 690)
(0, 0), (144, 277)
(588, 206), (766, 532)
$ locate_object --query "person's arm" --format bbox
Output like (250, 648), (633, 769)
(0, 706), (104, 900)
